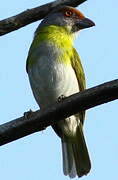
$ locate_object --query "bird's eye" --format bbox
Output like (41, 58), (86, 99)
(65, 10), (73, 17)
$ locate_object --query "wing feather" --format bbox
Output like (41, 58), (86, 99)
(71, 48), (86, 124)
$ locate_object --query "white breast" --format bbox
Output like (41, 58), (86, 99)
(28, 40), (80, 108)
(28, 56), (79, 108)
(28, 43), (81, 137)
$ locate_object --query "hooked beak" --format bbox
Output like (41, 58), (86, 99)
(77, 18), (95, 30)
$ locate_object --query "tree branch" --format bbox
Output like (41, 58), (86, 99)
(0, 79), (118, 146)
(0, 0), (86, 36)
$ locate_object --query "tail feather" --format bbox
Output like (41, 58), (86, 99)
(62, 141), (69, 175)
(62, 140), (76, 178)
(61, 123), (91, 178)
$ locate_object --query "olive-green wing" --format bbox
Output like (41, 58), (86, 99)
(71, 48), (86, 124)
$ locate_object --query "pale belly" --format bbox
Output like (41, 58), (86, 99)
(28, 58), (79, 108)
(28, 57), (80, 137)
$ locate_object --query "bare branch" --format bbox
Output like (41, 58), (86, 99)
(0, 79), (118, 146)
(0, 0), (86, 36)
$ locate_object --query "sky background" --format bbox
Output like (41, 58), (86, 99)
(0, 0), (118, 179)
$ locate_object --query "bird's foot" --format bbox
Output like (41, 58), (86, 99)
(24, 109), (34, 119)
(24, 109), (46, 131)
(58, 95), (66, 102)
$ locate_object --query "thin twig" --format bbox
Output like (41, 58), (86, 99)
(0, 79), (118, 146)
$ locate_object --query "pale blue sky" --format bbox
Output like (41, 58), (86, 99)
(0, 0), (118, 180)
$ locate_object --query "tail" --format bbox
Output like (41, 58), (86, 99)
(61, 123), (91, 178)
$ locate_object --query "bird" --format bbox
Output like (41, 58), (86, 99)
(26, 6), (95, 178)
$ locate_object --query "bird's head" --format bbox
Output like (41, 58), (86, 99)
(39, 6), (95, 34)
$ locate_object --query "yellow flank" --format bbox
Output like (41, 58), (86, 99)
(27, 25), (75, 70)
